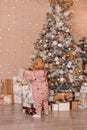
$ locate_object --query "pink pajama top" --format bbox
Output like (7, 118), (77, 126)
(24, 70), (49, 100)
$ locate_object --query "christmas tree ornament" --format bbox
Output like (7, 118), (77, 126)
(54, 57), (59, 61)
(53, 41), (57, 45)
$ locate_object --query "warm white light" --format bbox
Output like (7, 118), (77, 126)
(8, 28), (10, 31)
(12, 7), (16, 10)
(5, 6), (8, 8)
(8, 14), (10, 17)
(28, 22), (31, 25)
(8, 72), (11, 74)
(20, 40), (23, 43)
(5, 0), (8, 2)
(13, 21), (16, 24)
(6, 49), (9, 52)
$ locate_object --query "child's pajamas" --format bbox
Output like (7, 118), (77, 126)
(24, 70), (49, 115)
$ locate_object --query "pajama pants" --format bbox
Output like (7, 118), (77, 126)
(33, 98), (48, 115)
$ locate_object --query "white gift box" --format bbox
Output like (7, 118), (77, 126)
(22, 84), (34, 107)
(80, 87), (87, 93)
(0, 94), (12, 105)
(52, 103), (59, 111)
(13, 83), (22, 104)
(75, 92), (80, 100)
(3, 95), (12, 104)
(58, 102), (70, 111)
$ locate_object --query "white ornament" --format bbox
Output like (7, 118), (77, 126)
(56, 5), (62, 13)
(64, 11), (70, 17)
(79, 75), (84, 80)
(56, 61), (59, 65)
(54, 57), (59, 61)
(59, 22), (63, 27)
(60, 77), (64, 82)
(43, 44), (47, 48)
(66, 29), (70, 32)
(46, 33), (51, 38)
(58, 44), (62, 47)
(69, 69), (73, 74)
(59, 70), (64, 74)
(53, 41), (57, 45)
(39, 40), (42, 43)
(68, 61), (72, 65)
(67, 63), (71, 68)
(69, 74), (74, 83)
(52, 35), (55, 39)
(48, 53), (51, 56)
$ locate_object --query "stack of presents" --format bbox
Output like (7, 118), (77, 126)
(0, 69), (87, 112)
(49, 82), (87, 111)
(49, 90), (79, 111)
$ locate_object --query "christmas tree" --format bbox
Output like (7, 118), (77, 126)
(31, 0), (85, 92)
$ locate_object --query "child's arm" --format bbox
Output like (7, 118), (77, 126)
(23, 70), (35, 82)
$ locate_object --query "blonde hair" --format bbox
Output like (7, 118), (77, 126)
(33, 56), (45, 70)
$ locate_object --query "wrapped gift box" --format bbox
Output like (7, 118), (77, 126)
(78, 99), (87, 109)
(3, 95), (12, 105)
(58, 102), (70, 111)
(75, 92), (80, 100)
(22, 83), (34, 107)
(0, 94), (12, 105)
(52, 103), (59, 111)
(70, 100), (79, 110)
(1, 79), (13, 94)
(0, 79), (13, 104)
(13, 82), (22, 104)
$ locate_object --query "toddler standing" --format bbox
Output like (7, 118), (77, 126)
(24, 56), (49, 117)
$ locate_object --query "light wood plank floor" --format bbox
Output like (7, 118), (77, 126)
(0, 104), (87, 130)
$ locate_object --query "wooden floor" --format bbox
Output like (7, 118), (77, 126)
(0, 105), (87, 130)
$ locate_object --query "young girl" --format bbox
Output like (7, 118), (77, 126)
(24, 56), (49, 117)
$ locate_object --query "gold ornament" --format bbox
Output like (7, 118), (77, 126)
(63, 77), (67, 82)
(48, 0), (59, 4)
(72, 41), (77, 46)
(45, 39), (49, 43)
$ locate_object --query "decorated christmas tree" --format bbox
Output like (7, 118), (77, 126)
(31, 0), (85, 92)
